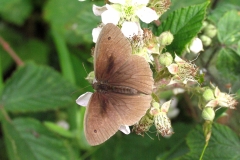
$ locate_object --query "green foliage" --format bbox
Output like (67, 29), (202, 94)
(0, 0), (32, 25)
(0, 63), (76, 112)
(182, 123), (240, 160)
(44, 0), (103, 44)
(2, 118), (77, 160)
(157, 2), (209, 55)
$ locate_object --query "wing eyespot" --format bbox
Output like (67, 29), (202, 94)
(94, 129), (97, 133)
(108, 37), (111, 40)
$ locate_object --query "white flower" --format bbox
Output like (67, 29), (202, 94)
(92, 0), (158, 38)
(189, 37), (203, 54)
(92, 26), (102, 43)
(76, 92), (131, 134)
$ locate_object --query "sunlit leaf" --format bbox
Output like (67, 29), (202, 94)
(157, 2), (209, 55)
(0, 63), (76, 112)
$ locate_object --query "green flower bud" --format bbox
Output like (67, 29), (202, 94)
(159, 52), (173, 66)
(202, 107), (215, 121)
(203, 89), (215, 102)
(157, 31), (174, 46)
(204, 24), (217, 38)
(200, 35), (212, 47)
(85, 71), (95, 84)
(201, 21), (208, 30)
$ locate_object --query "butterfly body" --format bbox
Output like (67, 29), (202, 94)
(84, 23), (154, 146)
(93, 81), (138, 95)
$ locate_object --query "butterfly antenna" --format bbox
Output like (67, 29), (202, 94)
(82, 62), (89, 76)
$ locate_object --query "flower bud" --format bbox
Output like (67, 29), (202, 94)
(201, 21), (208, 30)
(159, 52), (173, 66)
(85, 71), (95, 84)
(202, 107), (215, 121)
(157, 31), (174, 46)
(204, 24), (217, 38)
(203, 89), (215, 102)
(200, 35), (212, 47)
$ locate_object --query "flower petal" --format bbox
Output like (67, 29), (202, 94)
(136, 7), (158, 23)
(167, 64), (178, 74)
(101, 5), (120, 25)
(76, 92), (93, 107)
(189, 37), (203, 54)
(121, 21), (138, 38)
(132, 0), (149, 5)
(119, 125), (130, 134)
(92, 4), (107, 16)
(109, 0), (125, 5)
(92, 27), (102, 43)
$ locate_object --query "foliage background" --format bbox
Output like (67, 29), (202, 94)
(0, 0), (240, 159)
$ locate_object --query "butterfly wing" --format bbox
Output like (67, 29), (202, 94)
(94, 23), (132, 82)
(85, 92), (152, 146)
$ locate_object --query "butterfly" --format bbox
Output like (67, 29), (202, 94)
(84, 23), (153, 146)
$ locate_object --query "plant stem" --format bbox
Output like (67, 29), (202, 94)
(0, 36), (24, 66)
(199, 141), (208, 160)
(51, 29), (77, 130)
(52, 30), (82, 160)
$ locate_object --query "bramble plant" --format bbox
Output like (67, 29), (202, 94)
(0, 0), (240, 160)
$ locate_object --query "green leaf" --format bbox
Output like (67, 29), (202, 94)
(92, 123), (193, 160)
(208, 1), (240, 24)
(2, 118), (77, 160)
(0, 0), (32, 25)
(217, 10), (240, 45)
(182, 123), (240, 160)
(0, 63), (77, 112)
(44, 0), (103, 44)
(216, 48), (240, 77)
(157, 2), (209, 55)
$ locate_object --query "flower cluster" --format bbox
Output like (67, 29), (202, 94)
(167, 54), (199, 85)
(92, 0), (160, 41)
(133, 100), (174, 137)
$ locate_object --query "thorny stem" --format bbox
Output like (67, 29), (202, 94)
(0, 36), (24, 66)
(153, 55), (161, 72)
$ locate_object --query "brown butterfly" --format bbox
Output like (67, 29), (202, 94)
(84, 23), (153, 146)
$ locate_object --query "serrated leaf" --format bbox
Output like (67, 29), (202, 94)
(216, 48), (240, 77)
(2, 118), (77, 160)
(182, 123), (240, 160)
(44, 0), (103, 44)
(0, 63), (76, 112)
(92, 123), (192, 160)
(217, 10), (240, 45)
(157, 2), (209, 55)
(0, 0), (32, 25)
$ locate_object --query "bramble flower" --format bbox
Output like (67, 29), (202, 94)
(167, 54), (199, 85)
(92, 0), (158, 38)
(150, 100), (174, 137)
(132, 109), (154, 136)
(76, 92), (130, 134)
(205, 86), (238, 109)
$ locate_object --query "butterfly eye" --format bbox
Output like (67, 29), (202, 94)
(108, 36), (111, 40)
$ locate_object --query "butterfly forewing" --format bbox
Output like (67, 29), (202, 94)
(94, 24), (132, 82)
